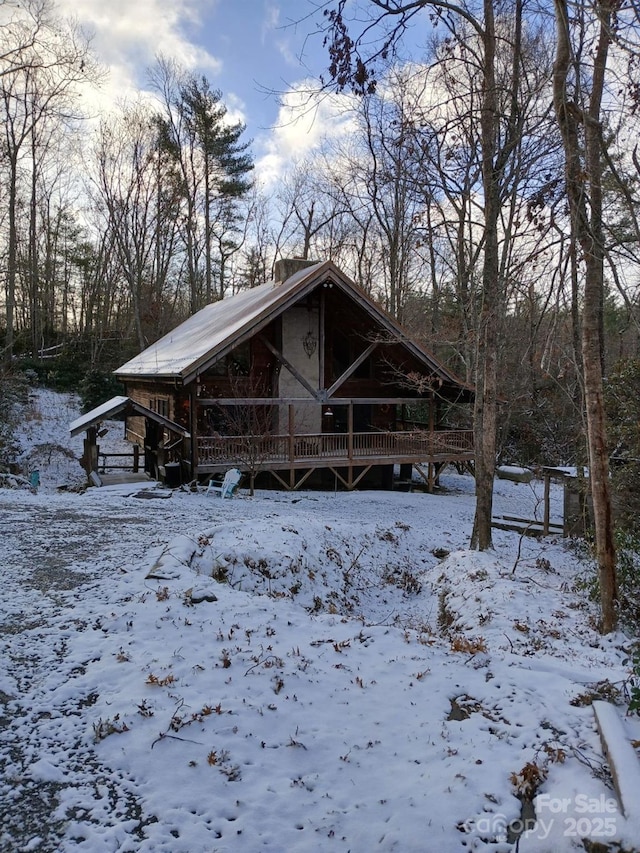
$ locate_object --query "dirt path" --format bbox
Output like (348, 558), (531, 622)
(0, 487), (216, 853)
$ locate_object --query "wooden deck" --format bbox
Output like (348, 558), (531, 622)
(196, 429), (474, 476)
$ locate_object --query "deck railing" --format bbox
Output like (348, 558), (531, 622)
(197, 429), (473, 467)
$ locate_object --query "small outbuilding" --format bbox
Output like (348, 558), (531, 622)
(69, 396), (189, 486)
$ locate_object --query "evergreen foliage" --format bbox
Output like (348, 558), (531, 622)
(0, 370), (31, 472)
(79, 369), (123, 414)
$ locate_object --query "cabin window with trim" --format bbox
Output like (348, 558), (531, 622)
(150, 397), (169, 418)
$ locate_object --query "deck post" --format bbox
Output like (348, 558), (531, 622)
(288, 405), (295, 461)
(348, 403), (354, 488)
(428, 393), (435, 491)
(133, 444), (139, 473)
(190, 385), (198, 480)
(82, 426), (99, 478)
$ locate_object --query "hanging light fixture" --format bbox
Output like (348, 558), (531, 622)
(303, 330), (317, 357)
(302, 302), (317, 357)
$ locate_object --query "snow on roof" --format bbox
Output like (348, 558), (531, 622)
(69, 396), (129, 435)
(69, 396), (191, 438)
(113, 260), (473, 393)
(115, 264), (324, 380)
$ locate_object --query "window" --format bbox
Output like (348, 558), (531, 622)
(150, 397), (169, 418)
(229, 343), (250, 376)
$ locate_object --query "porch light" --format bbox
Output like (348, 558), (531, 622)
(324, 407), (333, 417)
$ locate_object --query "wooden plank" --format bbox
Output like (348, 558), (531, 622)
(491, 517), (562, 538)
(492, 521), (540, 535)
(593, 700), (640, 820)
(499, 514), (563, 530)
(98, 472), (153, 486)
(197, 396), (445, 406)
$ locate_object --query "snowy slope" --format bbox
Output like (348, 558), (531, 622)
(0, 388), (639, 853)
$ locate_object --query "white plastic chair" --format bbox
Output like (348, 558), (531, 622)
(206, 468), (242, 498)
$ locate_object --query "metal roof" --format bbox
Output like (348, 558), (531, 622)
(114, 260), (473, 392)
(114, 263), (324, 382)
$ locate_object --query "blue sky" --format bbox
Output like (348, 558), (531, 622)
(200, 1), (329, 131)
(60, 0), (341, 184)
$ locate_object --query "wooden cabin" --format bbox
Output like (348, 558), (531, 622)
(113, 259), (474, 491)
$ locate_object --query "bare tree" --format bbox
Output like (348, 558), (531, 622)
(207, 375), (276, 496)
(323, 72), (428, 321)
(235, 186), (277, 289)
(321, 0), (548, 550)
(552, 0), (619, 632)
(1, 0), (46, 78)
(273, 161), (348, 261)
(91, 101), (183, 350)
(0, 3), (98, 363)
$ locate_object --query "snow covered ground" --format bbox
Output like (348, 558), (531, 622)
(1, 388), (639, 853)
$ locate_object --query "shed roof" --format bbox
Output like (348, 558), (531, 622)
(69, 396), (190, 438)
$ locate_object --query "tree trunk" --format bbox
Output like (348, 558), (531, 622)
(29, 124), (39, 356)
(552, 0), (617, 632)
(471, 0), (499, 550)
(4, 155), (19, 366)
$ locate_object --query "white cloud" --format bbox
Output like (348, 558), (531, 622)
(51, 0), (352, 192)
(261, 2), (281, 45)
(67, 0), (215, 63)
(60, 0), (222, 102)
(262, 1), (320, 70)
(255, 80), (356, 186)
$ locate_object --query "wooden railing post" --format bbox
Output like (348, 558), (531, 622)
(190, 386), (198, 478)
(133, 444), (139, 472)
(196, 427), (475, 473)
(288, 405), (295, 462)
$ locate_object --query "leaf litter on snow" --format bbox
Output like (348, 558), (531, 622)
(0, 389), (639, 852)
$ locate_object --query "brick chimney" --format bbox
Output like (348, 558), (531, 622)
(273, 257), (318, 284)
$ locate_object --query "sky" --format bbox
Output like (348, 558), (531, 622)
(56, 0), (353, 186)
(2, 387), (640, 852)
